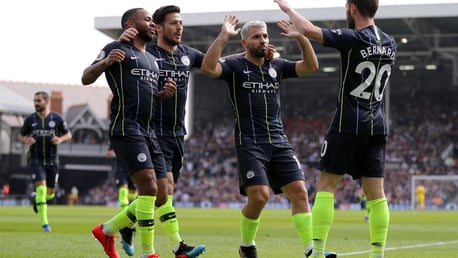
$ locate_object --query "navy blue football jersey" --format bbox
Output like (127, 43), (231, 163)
(92, 41), (160, 137)
(218, 57), (297, 146)
(20, 112), (70, 165)
(322, 25), (397, 135)
(149, 44), (204, 137)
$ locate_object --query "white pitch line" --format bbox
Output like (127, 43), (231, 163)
(337, 240), (458, 256)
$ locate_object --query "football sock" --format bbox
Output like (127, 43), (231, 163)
(128, 191), (137, 202)
(136, 195), (156, 255)
(156, 195), (181, 245)
(35, 185), (48, 225)
(118, 186), (129, 209)
(312, 191), (335, 256)
(105, 199), (137, 234)
(46, 192), (55, 201)
(240, 212), (260, 246)
(368, 198), (389, 258)
(292, 212), (313, 250)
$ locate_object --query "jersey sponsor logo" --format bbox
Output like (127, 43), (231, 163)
(246, 170), (255, 179)
(32, 123), (38, 127)
(130, 56), (139, 60)
(243, 81), (279, 94)
(131, 68), (159, 81)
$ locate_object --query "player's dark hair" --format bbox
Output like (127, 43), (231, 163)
(121, 8), (144, 29)
(34, 91), (49, 100)
(348, 0), (378, 18)
(153, 5), (180, 25)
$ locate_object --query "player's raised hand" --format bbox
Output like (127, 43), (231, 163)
(221, 15), (241, 38)
(277, 20), (301, 39)
(274, 0), (293, 13)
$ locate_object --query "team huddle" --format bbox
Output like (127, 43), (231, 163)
(20, 1), (396, 258)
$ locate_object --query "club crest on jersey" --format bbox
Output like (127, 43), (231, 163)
(48, 121), (56, 128)
(181, 55), (190, 66)
(137, 153), (147, 163)
(268, 67), (277, 78)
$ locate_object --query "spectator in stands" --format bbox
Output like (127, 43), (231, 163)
(275, 0), (397, 257)
(82, 7), (176, 258)
(18, 91), (72, 232)
(201, 15), (337, 258)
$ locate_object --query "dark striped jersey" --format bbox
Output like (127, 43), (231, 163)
(218, 57), (297, 146)
(322, 25), (397, 135)
(92, 41), (160, 137)
(19, 112), (70, 166)
(149, 44), (204, 137)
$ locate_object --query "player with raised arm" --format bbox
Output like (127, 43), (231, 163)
(275, 0), (397, 257)
(201, 15), (336, 258)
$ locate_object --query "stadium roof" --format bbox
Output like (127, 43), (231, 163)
(94, 3), (458, 84)
(0, 85), (34, 116)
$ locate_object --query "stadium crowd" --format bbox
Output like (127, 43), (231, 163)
(81, 89), (458, 210)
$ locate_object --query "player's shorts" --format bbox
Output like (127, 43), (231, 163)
(236, 142), (305, 196)
(114, 159), (136, 190)
(110, 135), (167, 179)
(157, 136), (184, 183)
(318, 131), (386, 179)
(30, 164), (59, 188)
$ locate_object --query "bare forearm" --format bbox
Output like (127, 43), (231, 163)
(297, 35), (318, 73)
(81, 61), (110, 85)
(285, 9), (324, 43)
(201, 33), (228, 78)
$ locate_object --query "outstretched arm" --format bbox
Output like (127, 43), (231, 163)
(274, 0), (324, 43)
(277, 20), (318, 76)
(81, 49), (125, 85)
(201, 15), (241, 78)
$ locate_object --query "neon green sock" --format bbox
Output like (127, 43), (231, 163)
(312, 191), (335, 256)
(128, 191), (137, 202)
(368, 198), (389, 258)
(292, 212), (313, 250)
(105, 199), (138, 234)
(240, 212), (260, 246)
(46, 192), (55, 201)
(136, 195), (156, 255)
(36, 185), (48, 225)
(118, 187), (129, 209)
(156, 195), (181, 245)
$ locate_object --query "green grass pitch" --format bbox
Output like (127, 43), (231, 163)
(0, 206), (457, 257)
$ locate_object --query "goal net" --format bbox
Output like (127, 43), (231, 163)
(410, 175), (458, 210)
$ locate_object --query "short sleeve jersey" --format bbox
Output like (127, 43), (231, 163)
(92, 41), (160, 137)
(20, 111), (70, 166)
(149, 44), (204, 137)
(218, 57), (297, 146)
(322, 25), (397, 135)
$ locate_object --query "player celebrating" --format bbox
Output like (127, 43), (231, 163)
(275, 0), (397, 257)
